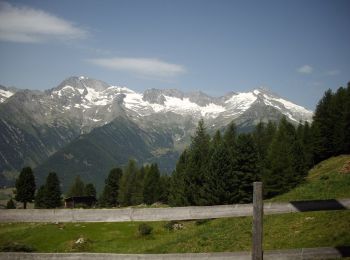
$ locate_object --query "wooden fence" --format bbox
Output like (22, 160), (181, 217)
(0, 182), (349, 259)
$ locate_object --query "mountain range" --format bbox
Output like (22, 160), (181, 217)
(0, 76), (313, 191)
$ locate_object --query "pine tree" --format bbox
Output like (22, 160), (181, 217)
(34, 185), (46, 208)
(67, 176), (85, 197)
(301, 121), (313, 168)
(43, 172), (61, 208)
(15, 167), (36, 209)
(143, 164), (161, 205)
(331, 87), (348, 155)
(99, 168), (123, 207)
(232, 133), (260, 203)
(312, 89), (335, 163)
(264, 118), (303, 197)
(158, 174), (170, 204)
(343, 82), (350, 153)
(223, 121), (237, 156)
(118, 160), (142, 206)
(85, 183), (96, 197)
(131, 165), (144, 205)
(205, 142), (237, 205)
(169, 150), (189, 206)
(6, 198), (16, 209)
(185, 119), (211, 205)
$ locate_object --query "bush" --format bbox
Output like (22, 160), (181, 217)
(138, 223), (153, 236)
(0, 242), (35, 252)
(195, 219), (211, 225)
(163, 220), (184, 231)
(6, 199), (15, 209)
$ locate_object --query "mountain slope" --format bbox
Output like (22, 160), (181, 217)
(269, 155), (350, 202)
(34, 116), (177, 191)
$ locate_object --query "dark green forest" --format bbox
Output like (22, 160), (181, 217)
(12, 83), (350, 208)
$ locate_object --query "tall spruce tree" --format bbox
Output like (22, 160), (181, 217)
(264, 118), (304, 197)
(85, 183), (96, 197)
(44, 172), (62, 208)
(343, 82), (350, 153)
(185, 119), (211, 205)
(159, 174), (170, 204)
(169, 150), (189, 206)
(99, 168), (123, 207)
(15, 167), (36, 209)
(34, 185), (46, 208)
(118, 160), (143, 206)
(223, 121), (237, 156)
(205, 142), (238, 205)
(143, 164), (161, 205)
(312, 89), (335, 163)
(232, 133), (260, 203)
(67, 176), (85, 197)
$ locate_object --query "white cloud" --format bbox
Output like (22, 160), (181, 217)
(297, 65), (313, 74)
(326, 70), (340, 76)
(87, 57), (186, 78)
(0, 2), (87, 43)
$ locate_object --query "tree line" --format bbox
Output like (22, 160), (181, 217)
(168, 83), (350, 206)
(11, 162), (169, 209)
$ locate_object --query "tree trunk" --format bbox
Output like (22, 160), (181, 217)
(23, 201), (27, 209)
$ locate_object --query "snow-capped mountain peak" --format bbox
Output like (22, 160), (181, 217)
(2, 76), (313, 135)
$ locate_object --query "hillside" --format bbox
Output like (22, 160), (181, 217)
(270, 155), (350, 202)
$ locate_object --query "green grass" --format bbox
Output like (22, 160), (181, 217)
(0, 210), (349, 253)
(270, 155), (350, 202)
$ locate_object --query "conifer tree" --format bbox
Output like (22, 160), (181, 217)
(99, 168), (123, 207)
(34, 185), (46, 208)
(44, 172), (62, 208)
(232, 133), (260, 202)
(118, 160), (143, 206)
(159, 174), (170, 204)
(264, 118), (303, 197)
(85, 183), (96, 197)
(223, 121), (237, 156)
(143, 164), (161, 204)
(205, 142), (237, 205)
(312, 89), (335, 162)
(185, 119), (211, 205)
(169, 150), (189, 206)
(67, 175), (85, 197)
(343, 82), (350, 153)
(6, 198), (16, 209)
(15, 167), (36, 209)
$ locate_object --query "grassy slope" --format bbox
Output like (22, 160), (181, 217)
(0, 211), (349, 253)
(0, 155), (349, 253)
(270, 155), (350, 202)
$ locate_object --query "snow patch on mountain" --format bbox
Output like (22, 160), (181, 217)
(0, 88), (15, 103)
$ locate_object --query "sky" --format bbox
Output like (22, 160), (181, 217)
(0, 0), (349, 110)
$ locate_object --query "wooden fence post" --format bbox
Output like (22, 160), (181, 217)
(252, 181), (263, 260)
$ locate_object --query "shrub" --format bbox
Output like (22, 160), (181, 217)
(6, 199), (16, 209)
(195, 219), (211, 225)
(138, 223), (153, 236)
(0, 242), (35, 252)
(163, 220), (184, 231)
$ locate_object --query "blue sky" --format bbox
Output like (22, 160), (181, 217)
(0, 0), (349, 110)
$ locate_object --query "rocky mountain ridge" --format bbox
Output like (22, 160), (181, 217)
(0, 76), (313, 188)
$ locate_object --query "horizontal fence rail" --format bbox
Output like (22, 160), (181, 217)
(0, 198), (349, 223)
(0, 246), (349, 260)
